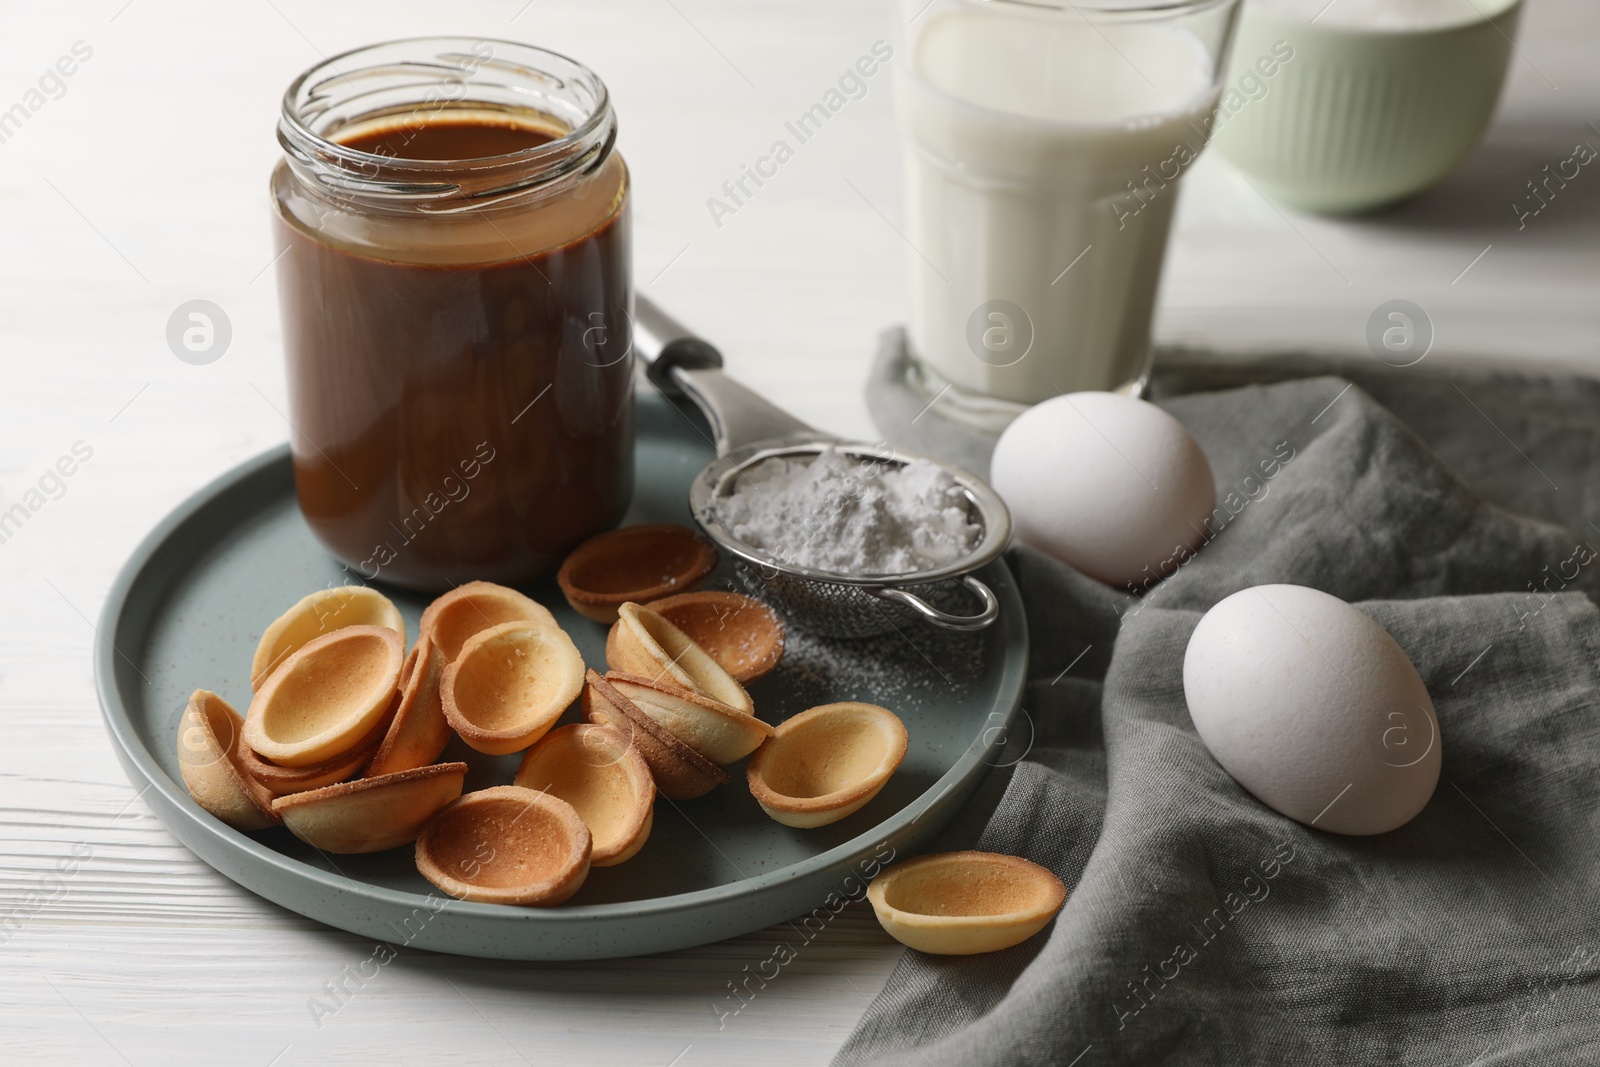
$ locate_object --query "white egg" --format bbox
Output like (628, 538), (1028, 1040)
(990, 392), (1215, 587)
(1183, 584), (1441, 836)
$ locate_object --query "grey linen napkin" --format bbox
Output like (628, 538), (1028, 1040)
(836, 365), (1600, 1066)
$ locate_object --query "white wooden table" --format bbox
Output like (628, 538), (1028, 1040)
(1, 0), (1593, 1063)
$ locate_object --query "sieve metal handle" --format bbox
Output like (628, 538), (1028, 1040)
(871, 576), (1000, 631)
(635, 294), (830, 453)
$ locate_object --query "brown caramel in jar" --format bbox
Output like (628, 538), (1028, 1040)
(272, 110), (633, 590)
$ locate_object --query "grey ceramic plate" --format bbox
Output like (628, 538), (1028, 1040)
(94, 392), (1028, 960)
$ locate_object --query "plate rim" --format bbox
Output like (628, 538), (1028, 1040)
(94, 435), (1028, 932)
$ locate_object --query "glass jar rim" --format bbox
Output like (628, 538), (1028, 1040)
(277, 36), (616, 210)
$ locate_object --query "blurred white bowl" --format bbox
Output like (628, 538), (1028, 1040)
(1214, 0), (1523, 214)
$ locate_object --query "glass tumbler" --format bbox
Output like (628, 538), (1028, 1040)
(895, 0), (1240, 422)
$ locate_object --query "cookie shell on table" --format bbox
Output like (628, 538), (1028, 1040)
(365, 637), (451, 778)
(238, 694), (395, 796)
(582, 670), (728, 801)
(415, 786), (592, 906)
(746, 702), (908, 828)
(270, 762), (468, 854)
(557, 523), (718, 624)
(419, 580), (560, 663)
(177, 689), (278, 830)
(440, 619), (585, 755)
(607, 602), (753, 713)
(250, 585), (405, 690)
(866, 851), (1066, 955)
(514, 724), (655, 867)
(643, 591), (784, 684)
(242, 624), (405, 767)
(605, 673), (773, 765)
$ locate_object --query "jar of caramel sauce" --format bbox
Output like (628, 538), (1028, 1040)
(271, 39), (632, 590)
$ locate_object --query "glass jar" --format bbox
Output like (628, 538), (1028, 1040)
(272, 37), (633, 591)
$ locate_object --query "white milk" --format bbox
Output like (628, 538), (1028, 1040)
(897, 8), (1220, 404)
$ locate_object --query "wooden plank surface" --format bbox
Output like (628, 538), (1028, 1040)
(1, 0), (1594, 1063)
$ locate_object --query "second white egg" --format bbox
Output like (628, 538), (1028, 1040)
(1183, 584), (1442, 836)
(990, 392), (1215, 587)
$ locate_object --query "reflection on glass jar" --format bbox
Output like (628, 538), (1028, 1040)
(272, 38), (633, 590)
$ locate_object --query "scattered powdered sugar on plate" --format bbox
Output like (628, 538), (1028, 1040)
(767, 617), (986, 710)
(715, 449), (981, 576)
(679, 573), (988, 724)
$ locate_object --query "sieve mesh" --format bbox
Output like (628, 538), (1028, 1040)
(730, 565), (988, 639)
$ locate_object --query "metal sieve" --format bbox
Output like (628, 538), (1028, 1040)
(635, 296), (1012, 639)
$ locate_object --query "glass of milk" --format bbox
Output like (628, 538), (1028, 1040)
(895, 0), (1241, 421)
